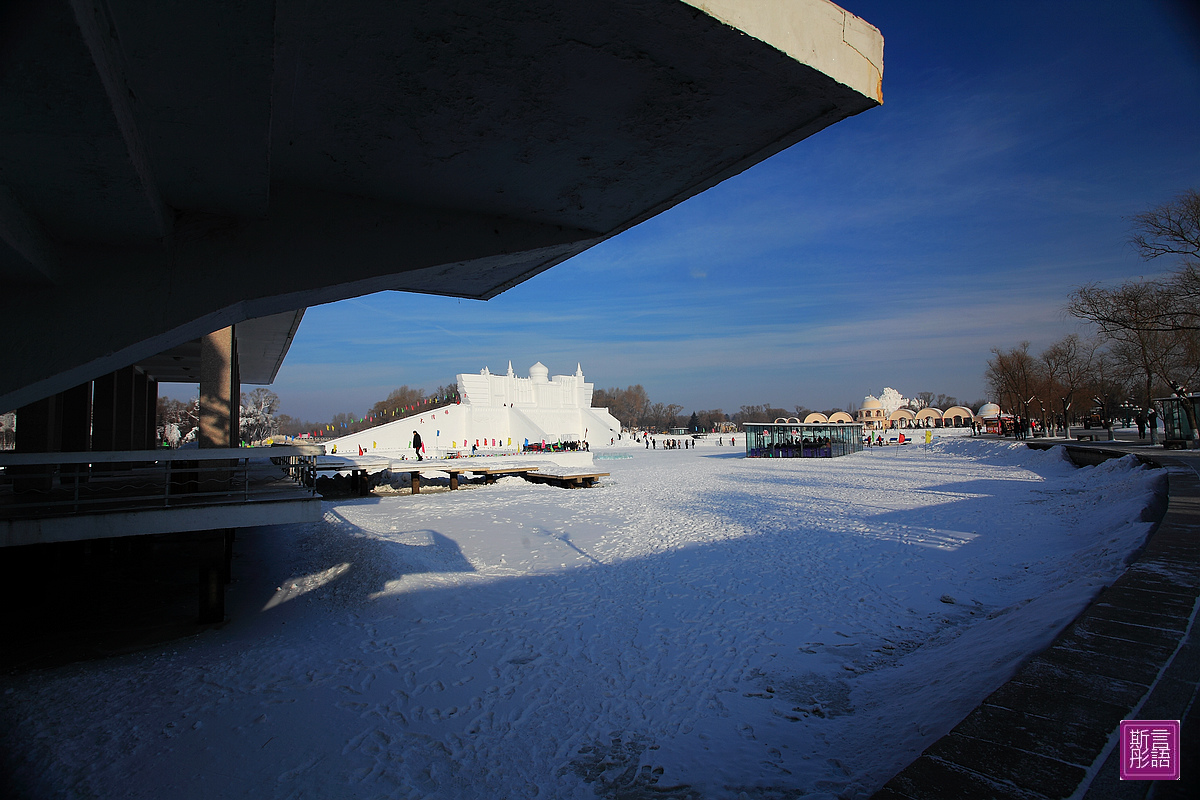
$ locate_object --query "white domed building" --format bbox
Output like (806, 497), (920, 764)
(856, 388), (989, 430)
(976, 402), (1003, 434)
(856, 396), (887, 429)
(977, 402), (1001, 419)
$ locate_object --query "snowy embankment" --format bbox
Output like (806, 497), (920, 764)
(1, 439), (1164, 799)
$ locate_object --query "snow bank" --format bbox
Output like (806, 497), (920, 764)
(0, 440), (1163, 799)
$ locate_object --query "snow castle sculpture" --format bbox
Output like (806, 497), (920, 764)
(325, 362), (623, 457)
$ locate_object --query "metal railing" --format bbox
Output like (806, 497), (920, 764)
(0, 445), (324, 520)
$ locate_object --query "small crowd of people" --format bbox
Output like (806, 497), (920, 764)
(522, 440), (589, 453)
(642, 436), (697, 449)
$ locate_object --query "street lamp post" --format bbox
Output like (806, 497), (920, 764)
(1168, 382), (1197, 448)
(1118, 400), (1138, 438)
(1093, 395), (1112, 440)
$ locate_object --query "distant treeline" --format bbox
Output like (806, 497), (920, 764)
(279, 383), (980, 439)
(588, 387), (981, 432)
(278, 383), (460, 439)
(148, 380), (981, 447)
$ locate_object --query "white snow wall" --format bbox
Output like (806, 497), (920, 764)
(323, 404), (622, 457)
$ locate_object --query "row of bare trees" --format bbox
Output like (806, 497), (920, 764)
(989, 190), (1200, 438)
(591, 385), (693, 431)
(986, 335), (1125, 434)
(276, 383), (460, 439)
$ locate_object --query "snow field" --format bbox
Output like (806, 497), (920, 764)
(0, 439), (1164, 799)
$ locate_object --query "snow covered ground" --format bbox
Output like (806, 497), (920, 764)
(1, 438), (1164, 799)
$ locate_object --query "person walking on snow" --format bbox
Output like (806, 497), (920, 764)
(412, 430), (424, 461)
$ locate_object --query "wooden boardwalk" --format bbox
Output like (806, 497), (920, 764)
(873, 444), (1199, 799)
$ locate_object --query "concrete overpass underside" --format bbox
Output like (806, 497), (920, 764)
(0, 0), (882, 411)
(0, 0), (881, 624)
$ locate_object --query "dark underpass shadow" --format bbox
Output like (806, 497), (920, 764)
(0, 495), (467, 676)
(0, 532), (233, 674)
(217, 503), (479, 634)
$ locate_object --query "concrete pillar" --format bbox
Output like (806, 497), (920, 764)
(60, 381), (92, 486)
(198, 562), (224, 623)
(59, 382), (92, 452)
(145, 378), (158, 448)
(14, 394), (62, 493)
(200, 326), (239, 448)
(130, 371), (149, 450)
(91, 371), (116, 452)
(196, 529), (231, 623)
(221, 528), (235, 584)
(15, 394), (62, 453)
(111, 366), (136, 451)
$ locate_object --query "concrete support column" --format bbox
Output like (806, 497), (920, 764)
(15, 394), (62, 454)
(200, 327), (239, 449)
(59, 382), (92, 453)
(195, 529), (233, 624)
(111, 366), (136, 451)
(131, 371), (148, 450)
(60, 381), (93, 485)
(91, 372), (116, 452)
(145, 378), (158, 448)
(14, 393), (62, 493)
(198, 561), (224, 623)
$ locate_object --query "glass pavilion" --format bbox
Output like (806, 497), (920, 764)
(1158, 393), (1200, 449)
(743, 422), (865, 459)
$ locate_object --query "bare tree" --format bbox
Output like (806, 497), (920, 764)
(1068, 191), (1200, 439)
(1040, 334), (1099, 432)
(1131, 189), (1200, 261)
(595, 385), (650, 429)
(934, 393), (959, 410)
(240, 388), (280, 444)
(1, 411), (15, 450)
(1068, 281), (1167, 416)
(986, 342), (1042, 436)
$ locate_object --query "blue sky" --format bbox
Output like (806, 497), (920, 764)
(175, 1), (1200, 423)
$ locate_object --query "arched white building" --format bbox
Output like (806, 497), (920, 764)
(855, 389), (998, 430)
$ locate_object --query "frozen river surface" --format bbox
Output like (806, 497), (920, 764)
(1, 438), (1163, 799)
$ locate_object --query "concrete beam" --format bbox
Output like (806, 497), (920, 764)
(68, 0), (171, 237)
(0, 195), (602, 411)
(0, 0), (883, 412)
(683, 0), (883, 105)
(0, 1), (169, 243)
(0, 186), (59, 283)
(0, 498), (322, 548)
(102, 0), (275, 217)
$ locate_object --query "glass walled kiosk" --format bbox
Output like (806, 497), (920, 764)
(1158, 394), (1200, 449)
(744, 422), (865, 458)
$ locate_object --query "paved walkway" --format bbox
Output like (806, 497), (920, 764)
(873, 440), (1199, 799)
